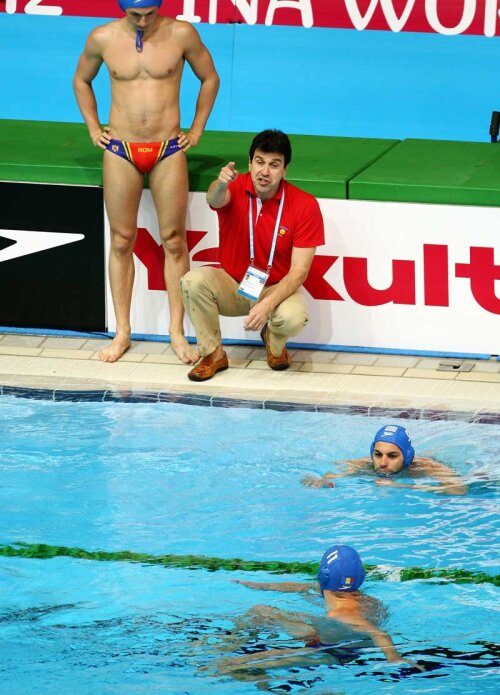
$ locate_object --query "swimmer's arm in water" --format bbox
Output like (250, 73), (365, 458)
(329, 605), (422, 669)
(421, 458), (468, 494)
(234, 579), (316, 593)
(301, 458), (371, 488)
(376, 457), (468, 495)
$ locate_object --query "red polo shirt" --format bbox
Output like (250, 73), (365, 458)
(213, 172), (325, 285)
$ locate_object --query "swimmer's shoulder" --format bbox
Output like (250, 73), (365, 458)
(325, 591), (364, 619)
(360, 593), (387, 621)
(346, 457), (372, 470)
(413, 455), (445, 469)
(415, 455), (438, 463)
(411, 456), (452, 477)
(328, 457), (372, 476)
(170, 16), (204, 47)
(86, 20), (122, 53)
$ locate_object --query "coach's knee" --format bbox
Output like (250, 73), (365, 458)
(180, 267), (210, 299)
(271, 301), (308, 335)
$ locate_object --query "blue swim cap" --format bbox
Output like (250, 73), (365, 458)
(370, 425), (415, 468)
(317, 545), (365, 593)
(119, 0), (162, 11)
(119, 0), (162, 51)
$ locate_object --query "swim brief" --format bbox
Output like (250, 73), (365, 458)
(305, 638), (361, 664)
(105, 138), (181, 174)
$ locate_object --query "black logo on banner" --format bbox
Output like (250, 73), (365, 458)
(0, 230), (84, 263)
(0, 182), (105, 331)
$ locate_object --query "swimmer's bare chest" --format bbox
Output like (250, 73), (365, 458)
(103, 29), (184, 140)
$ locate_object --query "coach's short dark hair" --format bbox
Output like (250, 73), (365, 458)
(249, 129), (292, 166)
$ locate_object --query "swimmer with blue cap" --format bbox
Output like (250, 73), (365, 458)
(302, 424), (467, 494)
(370, 424), (415, 475)
(222, 544), (423, 673)
(317, 544), (366, 592)
(73, 0), (219, 366)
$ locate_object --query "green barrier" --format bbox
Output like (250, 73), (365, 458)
(0, 120), (398, 198)
(1, 543), (497, 587)
(349, 138), (500, 207)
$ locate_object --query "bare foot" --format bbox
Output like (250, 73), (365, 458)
(98, 334), (131, 363)
(170, 334), (198, 364)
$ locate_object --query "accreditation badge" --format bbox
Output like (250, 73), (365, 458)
(236, 265), (269, 301)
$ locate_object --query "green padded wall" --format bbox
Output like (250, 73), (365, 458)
(349, 139), (500, 207)
(187, 130), (399, 198)
(0, 120), (397, 199)
(0, 121), (102, 186)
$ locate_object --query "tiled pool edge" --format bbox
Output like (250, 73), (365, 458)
(1, 384), (498, 423)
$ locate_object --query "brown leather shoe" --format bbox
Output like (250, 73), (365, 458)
(188, 352), (229, 382)
(260, 325), (291, 371)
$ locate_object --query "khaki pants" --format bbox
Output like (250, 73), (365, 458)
(181, 266), (309, 357)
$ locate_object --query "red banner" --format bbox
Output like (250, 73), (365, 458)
(2, 0), (499, 37)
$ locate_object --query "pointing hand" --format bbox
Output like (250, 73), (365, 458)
(218, 161), (239, 185)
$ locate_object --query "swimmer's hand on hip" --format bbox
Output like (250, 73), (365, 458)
(177, 129), (202, 151)
(92, 126), (111, 149)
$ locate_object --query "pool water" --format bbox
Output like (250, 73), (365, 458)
(0, 396), (498, 694)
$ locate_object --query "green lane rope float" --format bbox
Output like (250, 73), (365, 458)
(1, 543), (498, 587)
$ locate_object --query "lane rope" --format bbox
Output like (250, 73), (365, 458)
(0, 543), (498, 586)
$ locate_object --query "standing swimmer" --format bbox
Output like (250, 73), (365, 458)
(73, 0), (219, 364)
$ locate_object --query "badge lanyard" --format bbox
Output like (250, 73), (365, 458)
(247, 189), (285, 272)
(237, 189), (285, 302)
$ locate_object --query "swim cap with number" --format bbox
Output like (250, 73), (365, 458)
(317, 545), (365, 592)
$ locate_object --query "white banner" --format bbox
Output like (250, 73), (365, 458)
(105, 193), (500, 355)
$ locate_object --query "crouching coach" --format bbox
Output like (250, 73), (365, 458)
(181, 129), (325, 382)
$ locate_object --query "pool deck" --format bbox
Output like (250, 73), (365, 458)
(0, 332), (498, 416)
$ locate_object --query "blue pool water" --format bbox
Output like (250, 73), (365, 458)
(0, 395), (498, 694)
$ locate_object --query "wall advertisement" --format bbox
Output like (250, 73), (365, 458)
(2, 0), (499, 36)
(105, 192), (500, 355)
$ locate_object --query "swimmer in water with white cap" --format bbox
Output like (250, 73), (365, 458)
(302, 425), (468, 495)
